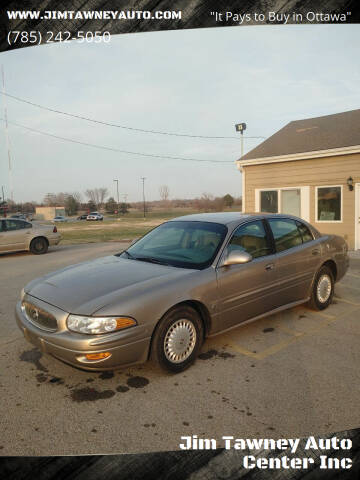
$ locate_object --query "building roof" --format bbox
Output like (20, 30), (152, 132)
(240, 109), (360, 161)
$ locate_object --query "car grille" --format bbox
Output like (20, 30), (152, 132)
(21, 301), (58, 332)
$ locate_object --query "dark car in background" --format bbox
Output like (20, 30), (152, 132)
(16, 213), (349, 373)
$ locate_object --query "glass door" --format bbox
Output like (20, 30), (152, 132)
(281, 189), (301, 217)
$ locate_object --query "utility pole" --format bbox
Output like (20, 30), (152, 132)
(141, 177), (146, 219)
(113, 179), (119, 216)
(1, 65), (14, 202)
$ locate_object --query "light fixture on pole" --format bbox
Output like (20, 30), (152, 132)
(235, 122), (247, 158)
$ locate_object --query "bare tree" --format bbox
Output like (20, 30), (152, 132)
(159, 185), (170, 202)
(56, 192), (67, 205)
(85, 188), (109, 209)
(98, 188), (108, 206)
(43, 193), (57, 206)
(72, 191), (82, 204)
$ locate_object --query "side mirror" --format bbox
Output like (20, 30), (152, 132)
(222, 250), (252, 267)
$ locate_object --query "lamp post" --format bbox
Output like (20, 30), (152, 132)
(141, 177), (146, 219)
(235, 122), (247, 158)
(113, 179), (120, 216)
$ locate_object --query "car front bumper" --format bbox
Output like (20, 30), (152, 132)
(15, 301), (151, 371)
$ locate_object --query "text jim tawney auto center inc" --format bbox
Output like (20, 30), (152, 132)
(179, 435), (354, 470)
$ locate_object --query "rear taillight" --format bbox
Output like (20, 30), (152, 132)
(53, 226), (57, 233)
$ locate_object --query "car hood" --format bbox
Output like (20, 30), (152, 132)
(25, 255), (194, 315)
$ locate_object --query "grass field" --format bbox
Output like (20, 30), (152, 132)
(56, 208), (200, 244)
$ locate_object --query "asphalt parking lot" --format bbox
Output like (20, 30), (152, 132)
(0, 243), (359, 456)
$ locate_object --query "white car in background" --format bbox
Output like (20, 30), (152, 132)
(86, 212), (103, 221)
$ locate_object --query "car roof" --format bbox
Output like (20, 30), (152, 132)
(168, 212), (309, 226)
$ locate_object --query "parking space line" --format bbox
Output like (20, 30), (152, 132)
(225, 342), (260, 359)
(347, 273), (360, 279)
(274, 324), (304, 337)
(333, 296), (360, 306)
(224, 304), (360, 360)
(303, 307), (335, 319)
(255, 336), (301, 360)
(338, 283), (360, 293)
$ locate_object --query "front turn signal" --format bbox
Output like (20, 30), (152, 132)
(85, 352), (111, 361)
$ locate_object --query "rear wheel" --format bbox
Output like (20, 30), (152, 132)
(30, 237), (48, 255)
(151, 305), (203, 373)
(308, 265), (334, 310)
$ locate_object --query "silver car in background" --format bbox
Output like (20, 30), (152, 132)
(1, 217), (61, 254)
(15, 213), (349, 372)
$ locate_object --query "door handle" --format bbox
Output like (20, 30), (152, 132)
(312, 249), (320, 256)
(265, 263), (274, 271)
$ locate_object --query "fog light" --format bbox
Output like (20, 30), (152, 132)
(85, 352), (111, 361)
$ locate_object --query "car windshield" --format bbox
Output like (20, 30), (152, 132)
(119, 221), (227, 269)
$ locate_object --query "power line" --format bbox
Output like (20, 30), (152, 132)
(0, 92), (266, 140)
(0, 118), (235, 164)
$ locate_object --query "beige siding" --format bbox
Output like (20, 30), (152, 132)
(35, 206), (65, 220)
(243, 153), (360, 249)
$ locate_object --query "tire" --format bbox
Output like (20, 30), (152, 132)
(308, 265), (334, 310)
(151, 305), (204, 373)
(30, 237), (48, 255)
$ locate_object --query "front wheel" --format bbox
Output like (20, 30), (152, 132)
(308, 265), (334, 310)
(151, 305), (203, 373)
(30, 237), (48, 255)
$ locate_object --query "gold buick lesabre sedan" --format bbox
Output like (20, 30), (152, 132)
(16, 213), (349, 373)
(1, 217), (61, 254)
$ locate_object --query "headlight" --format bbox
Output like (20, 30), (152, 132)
(20, 288), (26, 301)
(67, 315), (137, 334)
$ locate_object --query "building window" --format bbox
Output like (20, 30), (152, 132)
(260, 190), (278, 213)
(256, 186), (310, 222)
(316, 186), (342, 222)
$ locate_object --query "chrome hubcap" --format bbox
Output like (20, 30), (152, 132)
(164, 319), (196, 364)
(317, 274), (332, 303)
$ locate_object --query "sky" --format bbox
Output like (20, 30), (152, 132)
(0, 24), (360, 204)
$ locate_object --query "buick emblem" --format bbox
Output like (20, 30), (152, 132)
(31, 308), (39, 320)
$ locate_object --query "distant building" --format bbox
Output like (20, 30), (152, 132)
(35, 206), (65, 220)
(236, 109), (360, 250)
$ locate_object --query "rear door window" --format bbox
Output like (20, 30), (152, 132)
(5, 219), (25, 231)
(296, 221), (313, 243)
(268, 219), (303, 252)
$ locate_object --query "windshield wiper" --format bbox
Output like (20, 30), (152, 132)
(115, 250), (135, 259)
(134, 256), (171, 266)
